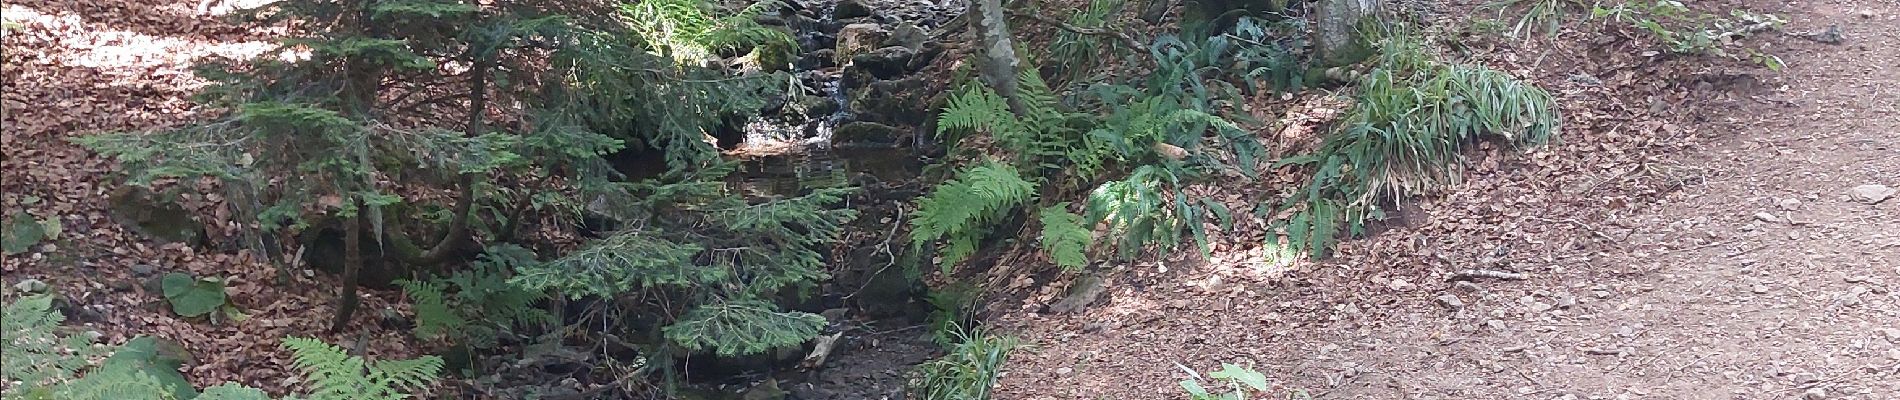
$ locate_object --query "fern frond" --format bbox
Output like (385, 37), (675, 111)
(1037, 204), (1092, 271)
(282, 337), (441, 400)
(909, 161), (1038, 269)
(2, 295), (99, 393)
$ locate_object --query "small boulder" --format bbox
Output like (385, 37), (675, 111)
(1047, 274), (1107, 314)
(833, 0), (874, 20)
(107, 186), (205, 246)
(834, 23), (889, 63)
(1848, 184), (1894, 204)
(847, 46), (916, 81)
(884, 21), (927, 51)
(846, 77), (929, 126)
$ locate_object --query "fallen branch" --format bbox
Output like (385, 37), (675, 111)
(1446, 269), (1529, 282)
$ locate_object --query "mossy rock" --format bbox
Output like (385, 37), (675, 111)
(107, 186), (204, 246)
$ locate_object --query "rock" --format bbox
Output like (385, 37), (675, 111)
(1436, 294), (1465, 311)
(1803, 387), (1826, 400)
(846, 77), (929, 126)
(1880, 328), (1900, 343)
(1047, 274), (1107, 314)
(884, 21), (927, 51)
(1751, 284), (1770, 294)
(1753, 212), (1781, 223)
(831, 122), (909, 147)
(1055, 367), (1075, 376)
(1848, 184), (1894, 204)
(1528, 301), (1553, 313)
(833, 0), (874, 20)
(131, 264), (157, 276)
(797, 49), (838, 69)
(13, 278), (48, 293)
(108, 186), (205, 246)
(1553, 292), (1578, 309)
(795, 94), (840, 118)
(847, 46), (916, 81)
(835, 23), (888, 63)
(109, 280), (135, 292)
(1777, 198), (1802, 210)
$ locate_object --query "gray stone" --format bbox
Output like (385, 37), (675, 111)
(1436, 294), (1465, 311)
(884, 21), (927, 51)
(833, 0), (874, 20)
(130, 264), (156, 276)
(1848, 184), (1894, 204)
(1803, 387), (1826, 400)
(12, 278), (47, 293)
(1048, 274), (1107, 314)
(108, 186), (205, 246)
(834, 23), (888, 62)
(847, 46), (916, 81)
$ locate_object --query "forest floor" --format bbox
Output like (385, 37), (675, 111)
(3, 0), (1896, 398)
(994, 0), (1900, 399)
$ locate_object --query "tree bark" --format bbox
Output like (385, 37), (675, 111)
(967, 0), (1029, 116)
(329, 199), (365, 332)
(1312, 0), (1384, 67)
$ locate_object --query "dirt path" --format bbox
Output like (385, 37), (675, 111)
(994, 1), (1898, 399)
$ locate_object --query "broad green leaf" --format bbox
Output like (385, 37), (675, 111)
(3, 213), (46, 255)
(160, 273), (227, 317)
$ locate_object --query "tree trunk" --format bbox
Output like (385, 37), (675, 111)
(329, 199), (365, 332)
(1312, 0), (1384, 67)
(967, 0), (1029, 116)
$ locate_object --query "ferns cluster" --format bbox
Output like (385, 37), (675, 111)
(910, 161), (1038, 268)
(399, 245), (551, 350)
(283, 337), (443, 400)
(2, 296), (439, 400)
(1270, 30), (1558, 258)
(917, 17), (1291, 273)
(2, 295), (100, 398)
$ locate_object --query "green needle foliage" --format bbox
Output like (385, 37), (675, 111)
(399, 245), (551, 350)
(1270, 29), (1558, 258)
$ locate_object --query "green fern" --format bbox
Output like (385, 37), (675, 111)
(400, 245), (550, 349)
(1, 295), (99, 395)
(910, 161), (1038, 269)
(1037, 204), (1091, 271)
(282, 337), (443, 400)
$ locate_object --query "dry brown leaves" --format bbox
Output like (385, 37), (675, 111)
(2, 0), (427, 396)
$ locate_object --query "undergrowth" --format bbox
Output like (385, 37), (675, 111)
(910, 324), (1020, 400)
(1268, 29), (1559, 258)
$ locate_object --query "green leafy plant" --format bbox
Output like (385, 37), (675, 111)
(1037, 204), (1091, 271)
(1270, 28), (1558, 258)
(399, 245), (550, 350)
(1589, 1), (1784, 68)
(909, 161), (1038, 269)
(1, 295), (100, 396)
(1483, 0), (1587, 38)
(1177, 363), (1272, 400)
(282, 337), (443, 400)
(159, 273), (228, 318)
(511, 164), (855, 376)
(1042, 0), (1128, 86)
(2, 212), (56, 255)
(910, 324), (1020, 400)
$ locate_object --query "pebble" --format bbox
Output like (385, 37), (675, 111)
(131, 264), (156, 276)
(1803, 387), (1826, 400)
(1751, 284), (1770, 294)
(1880, 328), (1900, 343)
(1753, 212), (1782, 223)
(1887, 349), (1900, 361)
(1848, 184), (1894, 204)
(1436, 294), (1465, 311)
(12, 279), (47, 293)
(1553, 292), (1579, 309)
(1777, 198), (1802, 210)
(1055, 367), (1074, 376)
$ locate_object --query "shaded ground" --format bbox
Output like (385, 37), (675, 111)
(993, 1), (1898, 399)
(2, 0), (424, 395)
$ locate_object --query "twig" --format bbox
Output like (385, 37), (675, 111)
(1447, 269), (1529, 282)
